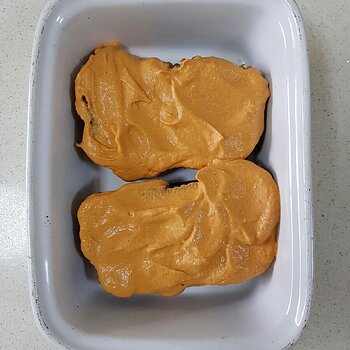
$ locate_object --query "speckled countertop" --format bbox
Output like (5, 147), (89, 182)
(0, 0), (349, 349)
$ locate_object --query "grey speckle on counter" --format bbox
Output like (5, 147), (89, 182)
(0, 0), (349, 349)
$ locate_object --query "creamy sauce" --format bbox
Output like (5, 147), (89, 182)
(78, 160), (279, 297)
(75, 42), (270, 181)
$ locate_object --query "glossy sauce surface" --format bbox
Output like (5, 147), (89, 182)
(78, 160), (280, 297)
(75, 42), (270, 181)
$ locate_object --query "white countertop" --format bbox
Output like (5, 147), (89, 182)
(0, 0), (349, 349)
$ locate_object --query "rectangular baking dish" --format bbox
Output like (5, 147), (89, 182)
(27, 0), (313, 349)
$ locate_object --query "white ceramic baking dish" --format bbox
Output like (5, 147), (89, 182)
(27, 0), (313, 349)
